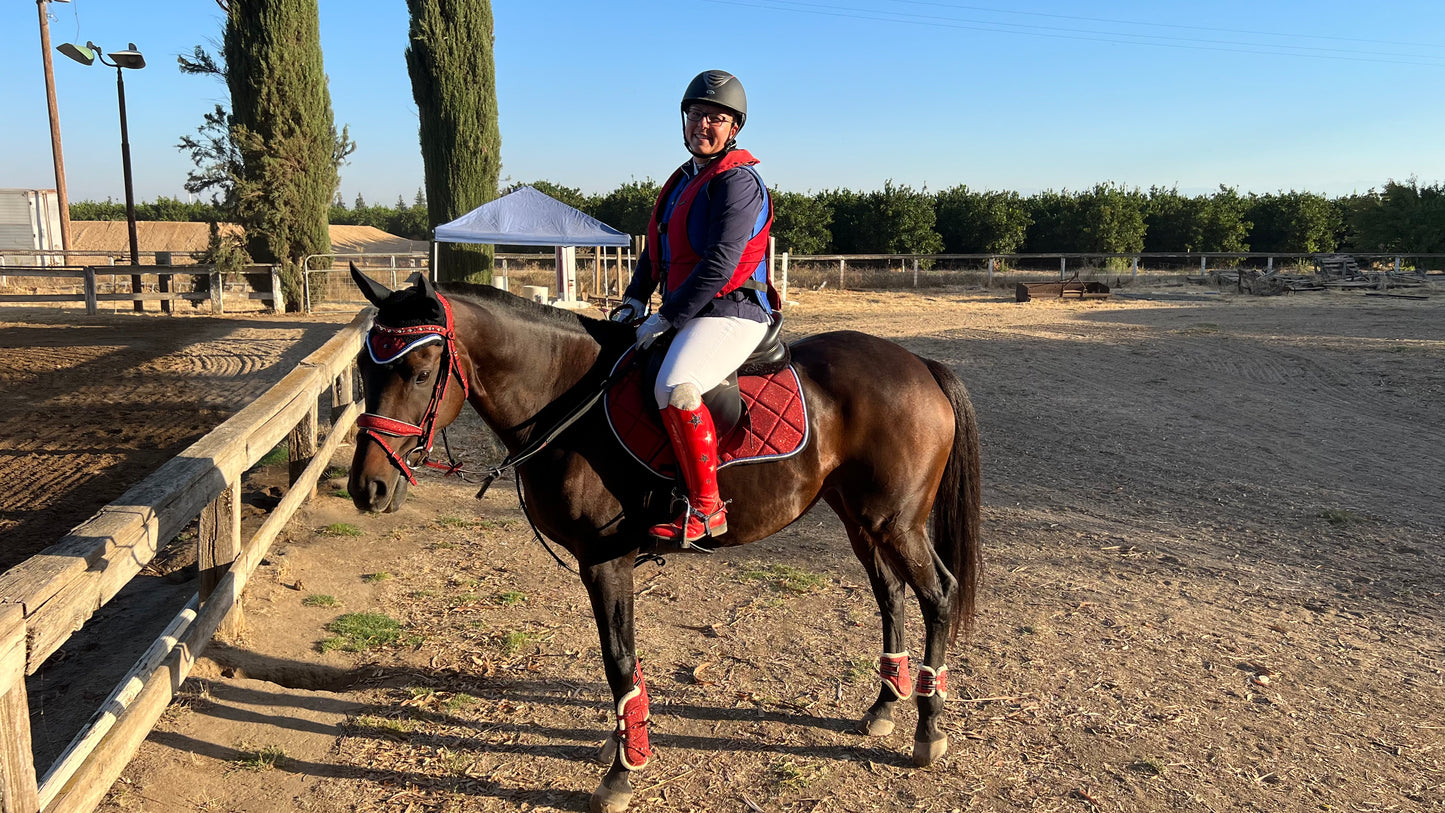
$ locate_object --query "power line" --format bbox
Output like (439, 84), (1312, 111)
(885, 0), (1441, 52)
(701, 0), (1445, 68)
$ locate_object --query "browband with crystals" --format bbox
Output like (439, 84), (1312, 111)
(367, 329), (443, 365)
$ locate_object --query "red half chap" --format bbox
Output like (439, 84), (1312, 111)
(880, 651), (912, 700)
(615, 658), (652, 770)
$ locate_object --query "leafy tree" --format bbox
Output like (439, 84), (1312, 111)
(1142, 186), (1189, 252)
(1075, 182), (1147, 256)
(1246, 191), (1339, 253)
(819, 188), (866, 254)
(1331, 193), (1375, 251)
(770, 189), (832, 254)
(1022, 190), (1081, 252)
(71, 197), (224, 222)
(593, 179), (659, 237)
(1146, 186), (1250, 253)
(1349, 178), (1445, 259)
(175, 5), (354, 310)
(934, 186), (1031, 254)
(407, 0), (500, 283)
(863, 181), (944, 255)
(1195, 186), (1251, 253)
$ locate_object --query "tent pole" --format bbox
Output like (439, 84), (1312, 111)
(429, 237), (439, 283)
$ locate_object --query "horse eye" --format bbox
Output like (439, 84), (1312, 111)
(415, 370), (431, 385)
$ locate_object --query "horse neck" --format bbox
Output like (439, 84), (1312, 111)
(449, 295), (606, 446)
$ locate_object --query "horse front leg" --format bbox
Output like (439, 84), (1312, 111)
(836, 511), (911, 738)
(580, 555), (648, 813)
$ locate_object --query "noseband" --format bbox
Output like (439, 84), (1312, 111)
(356, 294), (470, 485)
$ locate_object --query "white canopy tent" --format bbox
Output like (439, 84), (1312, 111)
(433, 186), (631, 303)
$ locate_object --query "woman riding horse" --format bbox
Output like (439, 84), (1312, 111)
(347, 75), (981, 813)
(612, 69), (779, 550)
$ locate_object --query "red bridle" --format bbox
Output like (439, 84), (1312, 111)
(356, 294), (470, 485)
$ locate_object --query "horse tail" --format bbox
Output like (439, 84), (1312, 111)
(923, 357), (982, 642)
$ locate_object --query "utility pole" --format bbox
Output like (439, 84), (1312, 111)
(36, 0), (73, 255)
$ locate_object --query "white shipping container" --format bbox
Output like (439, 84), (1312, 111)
(0, 188), (64, 267)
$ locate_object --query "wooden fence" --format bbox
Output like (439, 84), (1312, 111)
(0, 308), (372, 813)
(0, 266), (283, 314)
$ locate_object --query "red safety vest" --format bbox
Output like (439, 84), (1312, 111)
(646, 150), (777, 308)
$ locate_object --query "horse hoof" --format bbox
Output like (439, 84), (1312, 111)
(590, 785), (633, 813)
(596, 734), (618, 765)
(912, 735), (949, 767)
(860, 713), (895, 737)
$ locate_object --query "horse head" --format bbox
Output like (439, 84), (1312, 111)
(348, 264), (471, 513)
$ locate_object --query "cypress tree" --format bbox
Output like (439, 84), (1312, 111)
(224, 0), (341, 310)
(406, 0), (500, 283)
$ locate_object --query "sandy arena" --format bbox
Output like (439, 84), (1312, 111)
(2, 285), (1441, 812)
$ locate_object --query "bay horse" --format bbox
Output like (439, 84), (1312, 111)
(347, 268), (981, 812)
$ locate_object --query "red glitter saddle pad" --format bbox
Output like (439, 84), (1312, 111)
(604, 357), (810, 479)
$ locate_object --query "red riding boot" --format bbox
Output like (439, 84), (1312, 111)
(649, 403), (728, 546)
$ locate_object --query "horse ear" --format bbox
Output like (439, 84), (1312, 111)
(416, 273), (438, 299)
(351, 263), (393, 306)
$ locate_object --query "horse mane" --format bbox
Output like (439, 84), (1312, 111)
(438, 282), (635, 349)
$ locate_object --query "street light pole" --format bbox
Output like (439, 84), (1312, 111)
(36, 0), (72, 255)
(60, 41), (147, 311)
(112, 61), (143, 311)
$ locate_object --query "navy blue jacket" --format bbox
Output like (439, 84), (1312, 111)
(624, 157), (770, 329)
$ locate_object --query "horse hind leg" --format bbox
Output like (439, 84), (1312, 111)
(898, 533), (959, 766)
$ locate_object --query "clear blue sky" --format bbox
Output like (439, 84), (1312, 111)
(3, 0), (1442, 206)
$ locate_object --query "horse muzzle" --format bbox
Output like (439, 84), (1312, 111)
(350, 468), (409, 513)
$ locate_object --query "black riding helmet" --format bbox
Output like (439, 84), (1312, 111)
(681, 70), (747, 157)
(681, 70), (747, 127)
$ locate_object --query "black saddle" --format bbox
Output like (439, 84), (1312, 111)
(643, 311), (789, 440)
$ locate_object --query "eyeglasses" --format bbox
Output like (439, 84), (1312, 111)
(685, 108), (734, 126)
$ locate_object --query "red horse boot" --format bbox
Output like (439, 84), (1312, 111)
(649, 403), (728, 546)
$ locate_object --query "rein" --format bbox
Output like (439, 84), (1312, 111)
(355, 294), (471, 485)
(473, 341), (644, 499)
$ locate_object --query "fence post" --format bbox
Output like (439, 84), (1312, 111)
(198, 481), (244, 639)
(210, 270), (223, 314)
(912, 258), (919, 287)
(84, 267), (98, 315)
(269, 268), (284, 313)
(0, 603), (39, 813)
(1200, 255), (1207, 274)
(780, 252), (790, 304)
(839, 258), (845, 291)
(1060, 256), (1066, 280)
(1267, 257), (1274, 273)
(156, 252), (173, 315)
(987, 257), (995, 286)
(1130, 256), (1138, 279)
(332, 363), (357, 436)
(289, 399), (319, 500)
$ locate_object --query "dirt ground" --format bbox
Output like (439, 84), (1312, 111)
(8, 285), (1443, 812)
(0, 306), (352, 570)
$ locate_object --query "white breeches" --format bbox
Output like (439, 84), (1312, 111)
(653, 315), (769, 410)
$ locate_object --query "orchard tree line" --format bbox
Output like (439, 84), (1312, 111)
(525, 177), (1445, 258)
(76, 175), (1444, 260)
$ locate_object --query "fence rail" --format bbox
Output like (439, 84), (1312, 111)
(778, 251), (1445, 293)
(0, 309), (371, 813)
(0, 265), (282, 314)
